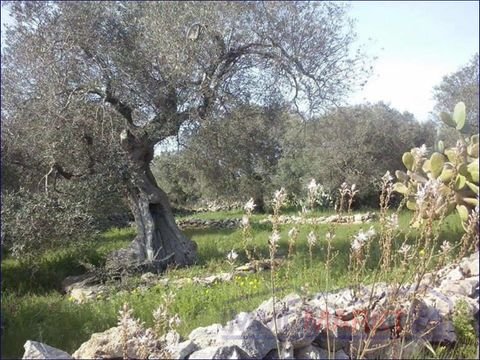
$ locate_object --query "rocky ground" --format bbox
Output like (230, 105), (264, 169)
(22, 251), (479, 359)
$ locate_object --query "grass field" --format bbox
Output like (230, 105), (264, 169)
(0, 209), (470, 358)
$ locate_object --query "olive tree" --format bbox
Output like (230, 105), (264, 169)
(2, 1), (368, 270)
(434, 53), (479, 140)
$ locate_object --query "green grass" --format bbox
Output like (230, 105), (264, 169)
(0, 210), (470, 359)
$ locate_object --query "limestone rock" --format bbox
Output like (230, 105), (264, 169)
(164, 340), (199, 359)
(220, 312), (277, 358)
(23, 340), (72, 359)
(72, 326), (160, 359)
(61, 274), (97, 293)
(69, 284), (106, 304)
(188, 323), (223, 348)
(267, 310), (320, 349)
(189, 345), (251, 359)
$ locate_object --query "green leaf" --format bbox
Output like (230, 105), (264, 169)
(393, 182), (409, 195)
(471, 134), (479, 144)
(438, 168), (454, 183)
(402, 152), (414, 171)
(467, 143), (478, 158)
(466, 181), (479, 195)
(456, 205), (469, 222)
(395, 170), (409, 182)
(467, 161), (479, 183)
(453, 102), (466, 130)
(430, 152), (445, 178)
(454, 174), (466, 190)
(440, 112), (456, 128)
(422, 159), (431, 173)
(444, 149), (459, 163)
(406, 200), (417, 211)
(462, 197), (478, 207)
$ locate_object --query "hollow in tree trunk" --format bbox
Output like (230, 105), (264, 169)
(106, 130), (197, 273)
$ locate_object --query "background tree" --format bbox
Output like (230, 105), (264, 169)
(157, 103), (289, 212)
(433, 53), (479, 143)
(2, 2), (369, 269)
(298, 103), (436, 206)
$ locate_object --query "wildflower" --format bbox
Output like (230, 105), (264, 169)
(386, 213), (399, 230)
(419, 249), (425, 257)
(288, 227), (299, 239)
(227, 249), (238, 262)
(440, 241), (451, 253)
(325, 232), (335, 241)
(269, 230), (281, 247)
(416, 179), (442, 206)
(241, 215), (250, 227)
(412, 144), (428, 160)
(168, 314), (182, 329)
(244, 198), (256, 213)
(382, 171), (394, 183)
(307, 231), (317, 248)
(351, 227), (375, 252)
(397, 243), (411, 256)
(273, 188), (288, 208)
(366, 226), (376, 238)
(308, 179), (319, 193)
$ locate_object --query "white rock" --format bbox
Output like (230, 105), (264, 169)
(72, 326), (159, 359)
(165, 340), (199, 359)
(188, 323), (223, 348)
(23, 340), (72, 359)
(220, 312), (277, 358)
(189, 345), (251, 359)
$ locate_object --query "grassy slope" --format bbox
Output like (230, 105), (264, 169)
(0, 210), (469, 358)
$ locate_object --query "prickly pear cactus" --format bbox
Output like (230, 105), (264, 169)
(393, 102), (479, 229)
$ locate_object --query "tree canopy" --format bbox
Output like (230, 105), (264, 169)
(1, 1), (369, 265)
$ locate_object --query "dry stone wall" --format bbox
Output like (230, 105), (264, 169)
(23, 251), (479, 359)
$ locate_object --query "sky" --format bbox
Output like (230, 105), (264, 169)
(348, 1), (479, 121)
(1, 1), (479, 123)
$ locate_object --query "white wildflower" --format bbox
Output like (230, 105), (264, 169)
(227, 249), (238, 262)
(325, 232), (335, 241)
(307, 231), (317, 248)
(351, 227), (375, 252)
(241, 215), (250, 228)
(168, 314), (182, 329)
(398, 243), (411, 256)
(273, 188), (288, 208)
(386, 214), (399, 230)
(440, 241), (451, 253)
(288, 227), (299, 239)
(308, 179), (319, 193)
(382, 171), (394, 183)
(366, 226), (376, 238)
(269, 230), (281, 247)
(244, 198), (256, 213)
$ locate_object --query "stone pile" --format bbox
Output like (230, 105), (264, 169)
(63, 259), (285, 303)
(259, 213), (377, 226)
(177, 218), (241, 230)
(24, 251), (479, 359)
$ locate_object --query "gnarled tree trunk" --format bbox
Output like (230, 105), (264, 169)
(106, 130), (197, 273)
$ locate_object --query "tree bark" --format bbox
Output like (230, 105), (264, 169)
(106, 130), (197, 273)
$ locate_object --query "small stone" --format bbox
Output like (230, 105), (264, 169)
(141, 272), (157, 282)
(23, 340), (72, 359)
